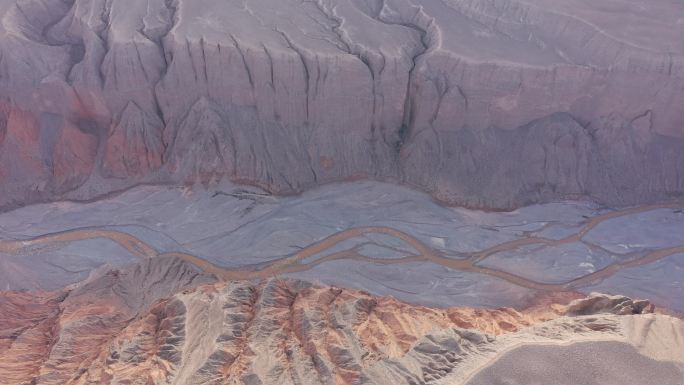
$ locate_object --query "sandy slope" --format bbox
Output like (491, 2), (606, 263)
(464, 341), (683, 385)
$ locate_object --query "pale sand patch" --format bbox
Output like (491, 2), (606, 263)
(437, 314), (684, 385)
(464, 341), (683, 385)
(622, 314), (684, 363)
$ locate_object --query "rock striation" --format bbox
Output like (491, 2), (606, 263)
(1, 255), (682, 385)
(0, 256), (215, 385)
(0, 0), (683, 210)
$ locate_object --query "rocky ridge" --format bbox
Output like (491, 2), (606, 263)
(1, 255), (680, 385)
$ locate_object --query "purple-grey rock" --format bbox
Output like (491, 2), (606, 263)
(0, 0), (683, 210)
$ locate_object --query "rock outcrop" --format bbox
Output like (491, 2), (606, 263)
(0, 0), (682, 210)
(2, 267), (682, 385)
(0, 256), (214, 385)
(0, 274), (544, 385)
(565, 292), (653, 316)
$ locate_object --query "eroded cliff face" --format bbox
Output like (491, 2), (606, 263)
(0, 0), (683, 209)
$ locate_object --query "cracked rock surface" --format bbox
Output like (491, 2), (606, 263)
(0, 0), (683, 210)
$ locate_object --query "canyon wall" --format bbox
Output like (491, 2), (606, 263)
(1, 0), (683, 209)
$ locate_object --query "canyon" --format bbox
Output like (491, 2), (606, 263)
(1, 0), (684, 383)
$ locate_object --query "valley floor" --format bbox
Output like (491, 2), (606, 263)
(1, 181), (683, 384)
(1, 180), (683, 312)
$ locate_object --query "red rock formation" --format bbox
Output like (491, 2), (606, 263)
(0, 270), (588, 385)
(103, 102), (164, 178)
(0, 291), (64, 383)
(52, 120), (98, 192)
